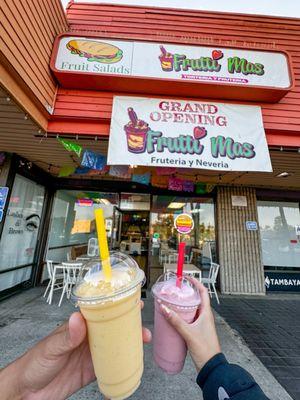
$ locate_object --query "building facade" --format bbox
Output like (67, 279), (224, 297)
(0, 1), (299, 299)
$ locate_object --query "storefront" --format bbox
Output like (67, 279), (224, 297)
(45, 189), (216, 287)
(0, 2), (300, 298)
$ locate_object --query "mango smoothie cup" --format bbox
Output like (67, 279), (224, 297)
(152, 272), (201, 374)
(72, 252), (145, 400)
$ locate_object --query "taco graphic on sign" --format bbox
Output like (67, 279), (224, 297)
(66, 40), (123, 63)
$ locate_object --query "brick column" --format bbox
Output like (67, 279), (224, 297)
(217, 186), (265, 295)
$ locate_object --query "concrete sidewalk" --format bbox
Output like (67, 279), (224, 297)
(0, 288), (293, 400)
(215, 295), (300, 400)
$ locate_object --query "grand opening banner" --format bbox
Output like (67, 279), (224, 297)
(107, 96), (273, 172)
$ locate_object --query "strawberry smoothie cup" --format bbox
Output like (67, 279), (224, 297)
(152, 272), (201, 374)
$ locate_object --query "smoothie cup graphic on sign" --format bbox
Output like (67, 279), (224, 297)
(159, 45), (174, 71)
(124, 108), (150, 154)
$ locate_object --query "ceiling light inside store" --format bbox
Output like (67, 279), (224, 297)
(276, 172), (293, 178)
(100, 199), (111, 205)
(168, 202), (186, 209)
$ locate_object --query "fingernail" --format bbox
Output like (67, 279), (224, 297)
(157, 299), (162, 304)
(161, 304), (171, 315)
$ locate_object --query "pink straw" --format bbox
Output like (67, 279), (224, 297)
(176, 242), (186, 288)
(128, 107), (138, 124)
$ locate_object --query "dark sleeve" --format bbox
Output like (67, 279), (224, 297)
(196, 353), (270, 400)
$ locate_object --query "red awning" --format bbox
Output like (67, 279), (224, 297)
(47, 88), (300, 147)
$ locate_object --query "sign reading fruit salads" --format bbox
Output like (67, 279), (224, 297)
(107, 96), (272, 172)
(53, 35), (292, 90)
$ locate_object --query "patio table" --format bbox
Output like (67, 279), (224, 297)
(163, 263), (202, 281)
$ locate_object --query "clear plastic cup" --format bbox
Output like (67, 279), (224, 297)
(152, 272), (201, 374)
(72, 252), (145, 400)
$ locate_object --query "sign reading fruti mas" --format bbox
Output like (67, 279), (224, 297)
(52, 35), (292, 101)
(107, 96), (272, 172)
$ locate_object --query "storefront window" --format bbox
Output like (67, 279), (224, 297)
(257, 201), (300, 268)
(47, 191), (118, 262)
(149, 196), (215, 282)
(0, 174), (45, 291)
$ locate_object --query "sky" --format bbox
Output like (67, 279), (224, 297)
(61, 0), (300, 18)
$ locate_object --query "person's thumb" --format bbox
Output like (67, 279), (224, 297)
(160, 304), (190, 340)
(68, 312), (87, 348)
(46, 313), (86, 357)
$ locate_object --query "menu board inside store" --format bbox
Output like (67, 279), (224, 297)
(51, 34), (293, 102)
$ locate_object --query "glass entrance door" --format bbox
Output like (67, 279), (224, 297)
(0, 174), (45, 293)
(116, 194), (151, 285)
(149, 196), (216, 285)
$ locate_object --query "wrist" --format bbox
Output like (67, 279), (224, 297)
(0, 356), (28, 400)
(190, 345), (222, 373)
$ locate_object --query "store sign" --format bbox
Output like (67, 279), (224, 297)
(265, 272), (300, 292)
(108, 96), (273, 172)
(232, 196), (247, 207)
(246, 221), (258, 231)
(76, 199), (93, 207)
(0, 187), (9, 209)
(51, 35), (293, 102)
(0, 187), (9, 222)
(174, 214), (194, 234)
(53, 36), (291, 88)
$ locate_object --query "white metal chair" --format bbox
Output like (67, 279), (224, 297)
(202, 262), (220, 304)
(129, 242), (142, 255)
(88, 238), (99, 257)
(202, 241), (212, 260)
(200, 242), (213, 280)
(159, 252), (168, 264)
(120, 241), (127, 252)
(168, 253), (190, 264)
(159, 247), (171, 264)
(76, 256), (90, 261)
(58, 262), (82, 307)
(168, 253), (178, 263)
(43, 260), (64, 305)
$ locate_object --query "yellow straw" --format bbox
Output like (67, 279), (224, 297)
(95, 209), (112, 282)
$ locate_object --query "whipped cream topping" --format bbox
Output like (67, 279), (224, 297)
(153, 278), (200, 307)
(160, 281), (194, 300)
